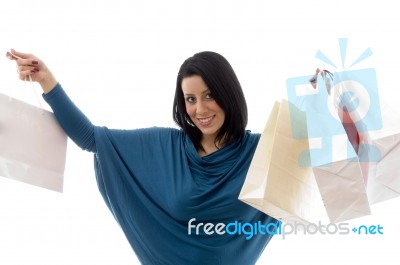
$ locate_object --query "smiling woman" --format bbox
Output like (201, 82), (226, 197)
(181, 75), (227, 156)
(2, 0), (400, 264)
(174, 51), (248, 157)
(6, 49), (278, 265)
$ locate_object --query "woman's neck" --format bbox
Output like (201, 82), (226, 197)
(198, 136), (223, 157)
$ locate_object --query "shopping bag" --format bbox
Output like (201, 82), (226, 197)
(239, 71), (373, 224)
(239, 99), (329, 224)
(289, 71), (372, 223)
(362, 100), (400, 204)
(328, 70), (400, 204)
(0, 92), (67, 192)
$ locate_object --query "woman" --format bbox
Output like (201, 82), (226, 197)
(7, 49), (278, 265)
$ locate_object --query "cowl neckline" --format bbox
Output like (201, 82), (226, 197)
(184, 131), (250, 176)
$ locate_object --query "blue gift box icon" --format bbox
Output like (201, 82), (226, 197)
(286, 39), (382, 166)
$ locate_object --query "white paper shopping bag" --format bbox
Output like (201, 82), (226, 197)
(362, 100), (400, 204)
(239, 100), (329, 224)
(286, 72), (372, 223)
(0, 92), (67, 192)
(328, 70), (400, 204)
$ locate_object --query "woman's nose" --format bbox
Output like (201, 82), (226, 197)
(195, 100), (207, 114)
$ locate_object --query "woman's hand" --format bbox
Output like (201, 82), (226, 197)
(6, 49), (58, 94)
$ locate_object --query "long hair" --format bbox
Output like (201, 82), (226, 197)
(173, 51), (248, 150)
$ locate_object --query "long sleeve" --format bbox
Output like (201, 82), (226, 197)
(43, 83), (96, 152)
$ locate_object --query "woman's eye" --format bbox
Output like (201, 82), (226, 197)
(186, 97), (195, 103)
(205, 93), (213, 100)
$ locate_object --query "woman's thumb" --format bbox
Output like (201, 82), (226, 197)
(9, 49), (32, 59)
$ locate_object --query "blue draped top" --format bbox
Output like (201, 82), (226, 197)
(43, 83), (277, 265)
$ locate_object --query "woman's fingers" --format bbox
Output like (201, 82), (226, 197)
(18, 65), (40, 74)
(6, 49), (57, 92)
(16, 58), (39, 67)
(17, 68), (38, 81)
(6, 49), (32, 60)
(5, 50), (42, 81)
(6, 51), (21, 60)
(14, 59), (40, 80)
(9, 49), (33, 60)
(6, 50), (39, 65)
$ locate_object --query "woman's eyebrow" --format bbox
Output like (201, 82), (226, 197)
(184, 89), (210, 96)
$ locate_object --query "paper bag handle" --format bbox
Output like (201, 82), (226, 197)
(309, 68), (360, 152)
(309, 68), (333, 95)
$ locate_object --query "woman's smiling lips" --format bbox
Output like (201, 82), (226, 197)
(197, 115), (215, 126)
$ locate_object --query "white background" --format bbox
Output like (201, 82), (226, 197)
(1, 0), (400, 264)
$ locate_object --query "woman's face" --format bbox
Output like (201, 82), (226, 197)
(181, 75), (225, 140)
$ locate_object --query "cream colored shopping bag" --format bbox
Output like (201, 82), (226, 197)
(239, 96), (372, 224)
(0, 92), (67, 192)
(362, 100), (400, 204)
(328, 70), (400, 205)
(239, 100), (328, 224)
(295, 68), (400, 222)
(288, 72), (371, 223)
